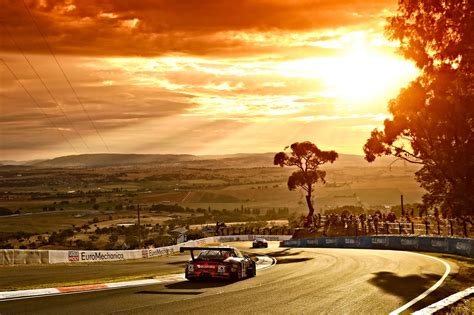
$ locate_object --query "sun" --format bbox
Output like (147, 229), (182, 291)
(324, 49), (418, 111)
(276, 46), (418, 113)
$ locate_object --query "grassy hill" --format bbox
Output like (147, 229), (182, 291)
(32, 153), (198, 168)
(26, 152), (405, 169)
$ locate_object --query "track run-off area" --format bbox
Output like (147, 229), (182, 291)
(0, 241), (456, 314)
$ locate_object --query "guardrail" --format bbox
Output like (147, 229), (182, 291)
(0, 234), (291, 265)
(280, 236), (473, 258)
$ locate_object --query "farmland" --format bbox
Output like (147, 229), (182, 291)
(0, 152), (424, 249)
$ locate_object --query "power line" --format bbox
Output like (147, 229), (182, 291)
(3, 25), (91, 151)
(1, 58), (79, 153)
(22, 0), (111, 152)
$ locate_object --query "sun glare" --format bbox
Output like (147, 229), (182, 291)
(277, 38), (419, 113)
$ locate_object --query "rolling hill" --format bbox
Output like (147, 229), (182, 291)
(21, 152), (408, 170)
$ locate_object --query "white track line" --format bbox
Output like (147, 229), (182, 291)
(255, 255), (277, 271)
(389, 252), (451, 315)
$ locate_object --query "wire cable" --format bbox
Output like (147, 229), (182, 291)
(2, 25), (91, 151)
(21, 0), (111, 152)
(1, 58), (79, 153)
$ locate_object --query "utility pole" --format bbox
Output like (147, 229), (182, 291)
(400, 195), (404, 217)
(137, 204), (141, 249)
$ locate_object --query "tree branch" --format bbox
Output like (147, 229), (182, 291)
(390, 145), (424, 164)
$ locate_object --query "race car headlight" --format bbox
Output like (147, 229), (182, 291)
(217, 265), (226, 273)
(187, 264), (194, 272)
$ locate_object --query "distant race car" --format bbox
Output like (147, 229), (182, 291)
(180, 246), (256, 281)
(252, 237), (268, 248)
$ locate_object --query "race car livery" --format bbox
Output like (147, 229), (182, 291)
(252, 238), (268, 248)
(180, 246), (256, 281)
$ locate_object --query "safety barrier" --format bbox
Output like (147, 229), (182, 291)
(280, 236), (473, 258)
(0, 249), (50, 264)
(0, 235), (291, 265)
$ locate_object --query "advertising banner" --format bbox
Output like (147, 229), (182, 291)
(68, 250), (126, 262)
(281, 236), (473, 258)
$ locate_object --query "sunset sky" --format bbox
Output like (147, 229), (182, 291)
(0, 0), (419, 160)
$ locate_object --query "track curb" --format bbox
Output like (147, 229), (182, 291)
(412, 286), (474, 315)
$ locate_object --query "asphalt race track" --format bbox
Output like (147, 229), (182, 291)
(0, 242), (449, 314)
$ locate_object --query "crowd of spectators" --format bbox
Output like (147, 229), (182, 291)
(305, 211), (472, 237)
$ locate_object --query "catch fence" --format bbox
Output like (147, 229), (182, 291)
(214, 216), (472, 238)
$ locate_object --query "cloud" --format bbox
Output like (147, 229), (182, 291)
(1, 1), (419, 160)
(1, 0), (396, 56)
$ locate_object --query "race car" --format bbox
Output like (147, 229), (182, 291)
(180, 246), (256, 281)
(252, 237), (268, 248)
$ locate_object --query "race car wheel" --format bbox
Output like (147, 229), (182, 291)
(185, 271), (198, 281)
(247, 263), (256, 278)
(231, 268), (242, 281)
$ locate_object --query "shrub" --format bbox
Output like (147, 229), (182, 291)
(0, 207), (13, 216)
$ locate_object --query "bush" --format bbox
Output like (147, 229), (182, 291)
(125, 234), (139, 249)
(109, 232), (118, 243)
(0, 207), (13, 216)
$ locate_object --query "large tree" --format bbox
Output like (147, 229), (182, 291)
(363, 0), (473, 216)
(274, 141), (338, 225)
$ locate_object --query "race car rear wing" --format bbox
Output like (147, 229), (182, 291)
(180, 246), (234, 261)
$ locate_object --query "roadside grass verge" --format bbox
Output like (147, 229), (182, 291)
(439, 296), (473, 315)
(2, 269), (183, 291)
(416, 252), (473, 313)
(422, 252), (473, 293)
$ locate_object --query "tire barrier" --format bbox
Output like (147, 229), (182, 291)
(280, 236), (473, 258)
(0, 235), (291, 265)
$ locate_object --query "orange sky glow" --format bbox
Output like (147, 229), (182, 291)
(0, 0), (419, 160)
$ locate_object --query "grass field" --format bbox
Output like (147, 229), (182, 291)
(0, 211), (96, 234)
(0, 156), (425, 237)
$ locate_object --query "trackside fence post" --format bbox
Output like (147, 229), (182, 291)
(411, 222), (415, 234)
(425, 221), (429, 235)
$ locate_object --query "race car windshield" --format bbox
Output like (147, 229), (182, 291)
(197, 250), (231, 260)
(233, 248), (244, 258)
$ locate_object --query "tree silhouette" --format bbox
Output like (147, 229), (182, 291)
(363, 0), (473, 216)
(274, 142), (338, 226)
